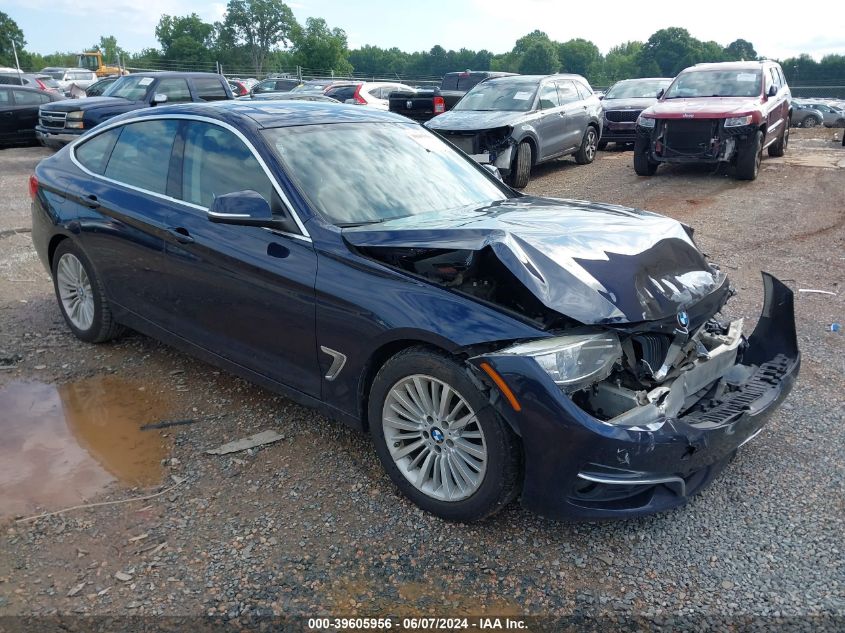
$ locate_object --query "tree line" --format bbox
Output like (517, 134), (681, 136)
(2, 4), (844, 86)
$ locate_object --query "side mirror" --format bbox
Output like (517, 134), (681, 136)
(656, 88), (665, 99)
(151, 93), (167, 105)
(767, 85), (777, 97)
(598, 94), (604, 100)
(208, 190), (275, 227)
(482, 163), (503, 182)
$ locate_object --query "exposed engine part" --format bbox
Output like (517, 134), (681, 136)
(579, 318), (747, 429)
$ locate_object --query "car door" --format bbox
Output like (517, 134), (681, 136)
(161, 119), (319, 396)
(557, 80), (590, 151)
(9, 89), (43, 142)
(764, 66), (787, 140)
(533, 81), (566, 159)
(70, 119), (180, 325)
(0, 88), (13, 142)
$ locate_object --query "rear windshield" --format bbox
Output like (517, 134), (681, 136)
(44, 71), (64, 80)
(454, 79), (538, 112)
(605, 79), (672, 99)
(104, 75), (155, 100)
(664, 70), (762, 99)
(442, 73), (487, 91)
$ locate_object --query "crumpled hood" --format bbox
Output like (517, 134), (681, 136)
(425, 109), (525, 131)
(645, 97), (762, 119)
(343, 198), (726, 325)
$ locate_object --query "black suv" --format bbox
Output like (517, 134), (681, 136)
(36, 72), (233, 148)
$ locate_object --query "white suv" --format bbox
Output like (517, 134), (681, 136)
(41, 68), (98, 94)
(325, 81), (414, 110)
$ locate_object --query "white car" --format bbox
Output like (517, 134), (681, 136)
(325, 81), (415, 110)
(41, 68), (98, 94)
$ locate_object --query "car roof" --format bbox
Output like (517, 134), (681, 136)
(124, 99), (408, 128)
(687, 61), (773, 72)
(614, 77), (673, 82)
(484, 73), (587, 84)
(127, 71), (227, 78)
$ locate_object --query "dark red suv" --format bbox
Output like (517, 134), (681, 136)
(634, 60), (791, 180)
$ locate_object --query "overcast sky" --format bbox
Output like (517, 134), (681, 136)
(6, 0), (841, 61)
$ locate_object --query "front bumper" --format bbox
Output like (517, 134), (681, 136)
(35, 127), (83, 145)
(472, 273), (799, 520)
(636, 120), (757, 164)
(601, 120), (638, 143)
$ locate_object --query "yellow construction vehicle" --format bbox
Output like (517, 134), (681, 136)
(76, 51), (126, 77)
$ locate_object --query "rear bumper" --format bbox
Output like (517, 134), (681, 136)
(473, 273), (800, 521)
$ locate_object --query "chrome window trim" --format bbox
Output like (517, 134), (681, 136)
(68, 113), (312, 242)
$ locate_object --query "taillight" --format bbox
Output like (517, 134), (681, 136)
(433, 96), (445, 114)
(35, 78), (47, 91)
(28, 175), (38, 199)
(352, 84), (367, 104)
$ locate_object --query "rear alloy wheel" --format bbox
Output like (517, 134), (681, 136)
(768, 120), (788, 157)
(51, 241), (123, 343)
(633, 135), (658, 176)
(736, 130), (763, 180)
(507, 141), (532, 188)
(369, 348), (521, 521)
(801, 116), (820, 128)
(574, 126), (598, 164)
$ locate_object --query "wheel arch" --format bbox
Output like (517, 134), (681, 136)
(47, 234), (70, 270)
(357, 338), (453, 432)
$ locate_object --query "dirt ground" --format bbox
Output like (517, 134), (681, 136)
(0, 128), (843, 627)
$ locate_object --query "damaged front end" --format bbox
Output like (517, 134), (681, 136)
(638, 118), (758, 164)
(433, 127), (516, 173)
(472, 273), (799, 519)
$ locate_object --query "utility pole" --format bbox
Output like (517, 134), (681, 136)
(11, 39), (23, 80)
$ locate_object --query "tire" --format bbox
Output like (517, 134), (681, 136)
(736, 130), (763, 181)
(597, 140), (608, 150)
(51, 240), (123, 343)
(574, 126), (598, 164)
(801, 116), (820, 128)
(369, 347), (522, 522)
(507, 141), (532, 188)
(768, 121), (788, 157)
(633, 135), (658, 176)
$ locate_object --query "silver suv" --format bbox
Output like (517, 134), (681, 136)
(425, 74), (603, 188)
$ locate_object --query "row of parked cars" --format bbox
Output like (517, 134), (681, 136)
(790, 99), (845, 128)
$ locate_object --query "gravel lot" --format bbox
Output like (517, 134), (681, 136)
(0, 129), (843, 628)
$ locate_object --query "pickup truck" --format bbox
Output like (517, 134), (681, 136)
(389, 70), (516, 122)
(36, 72), (233, 147)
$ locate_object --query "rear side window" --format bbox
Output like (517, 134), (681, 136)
(325, 85), (356, 101)
(75, 127), (122, 175)
(12, 90), (42, 106)
(0, 89), (10, 105)
(557, 81), (581, 105)
(155, 78), (191, 103)
(104, 120), (180, 194)
(180, 121), (274, 208)
(193, 77), (228, 101)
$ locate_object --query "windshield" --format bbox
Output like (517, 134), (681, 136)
(605, 79), (671, 99)
(453, 80), (538, 112)
(103, 75), (154, 100)
(262, 122), (508, 225)
(664, 70), (762, 98)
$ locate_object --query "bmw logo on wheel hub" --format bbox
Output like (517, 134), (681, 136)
(430, 427), (445, 444)
(677, 311), (690, 329)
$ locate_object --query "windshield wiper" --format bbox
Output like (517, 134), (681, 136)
(335, 219), (390, 228)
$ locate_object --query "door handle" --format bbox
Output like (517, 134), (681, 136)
(167, 227), (195, 244)
(83, 194), (100, 209)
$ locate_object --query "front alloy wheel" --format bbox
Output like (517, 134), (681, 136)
(383, 375), (487, 501)
(369, 347), (521, 521)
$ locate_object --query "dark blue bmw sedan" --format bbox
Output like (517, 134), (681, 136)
(30, 101), (799, 521)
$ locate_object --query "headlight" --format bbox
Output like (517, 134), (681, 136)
(66, 111), (84, 129)
(66, 111), (84, 120)
(637, 116), (656, 128)
(501, 331), (622, 392)
(724, 115), (753, 127)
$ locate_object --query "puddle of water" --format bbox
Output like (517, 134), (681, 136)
(0, 377), (174, 519)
